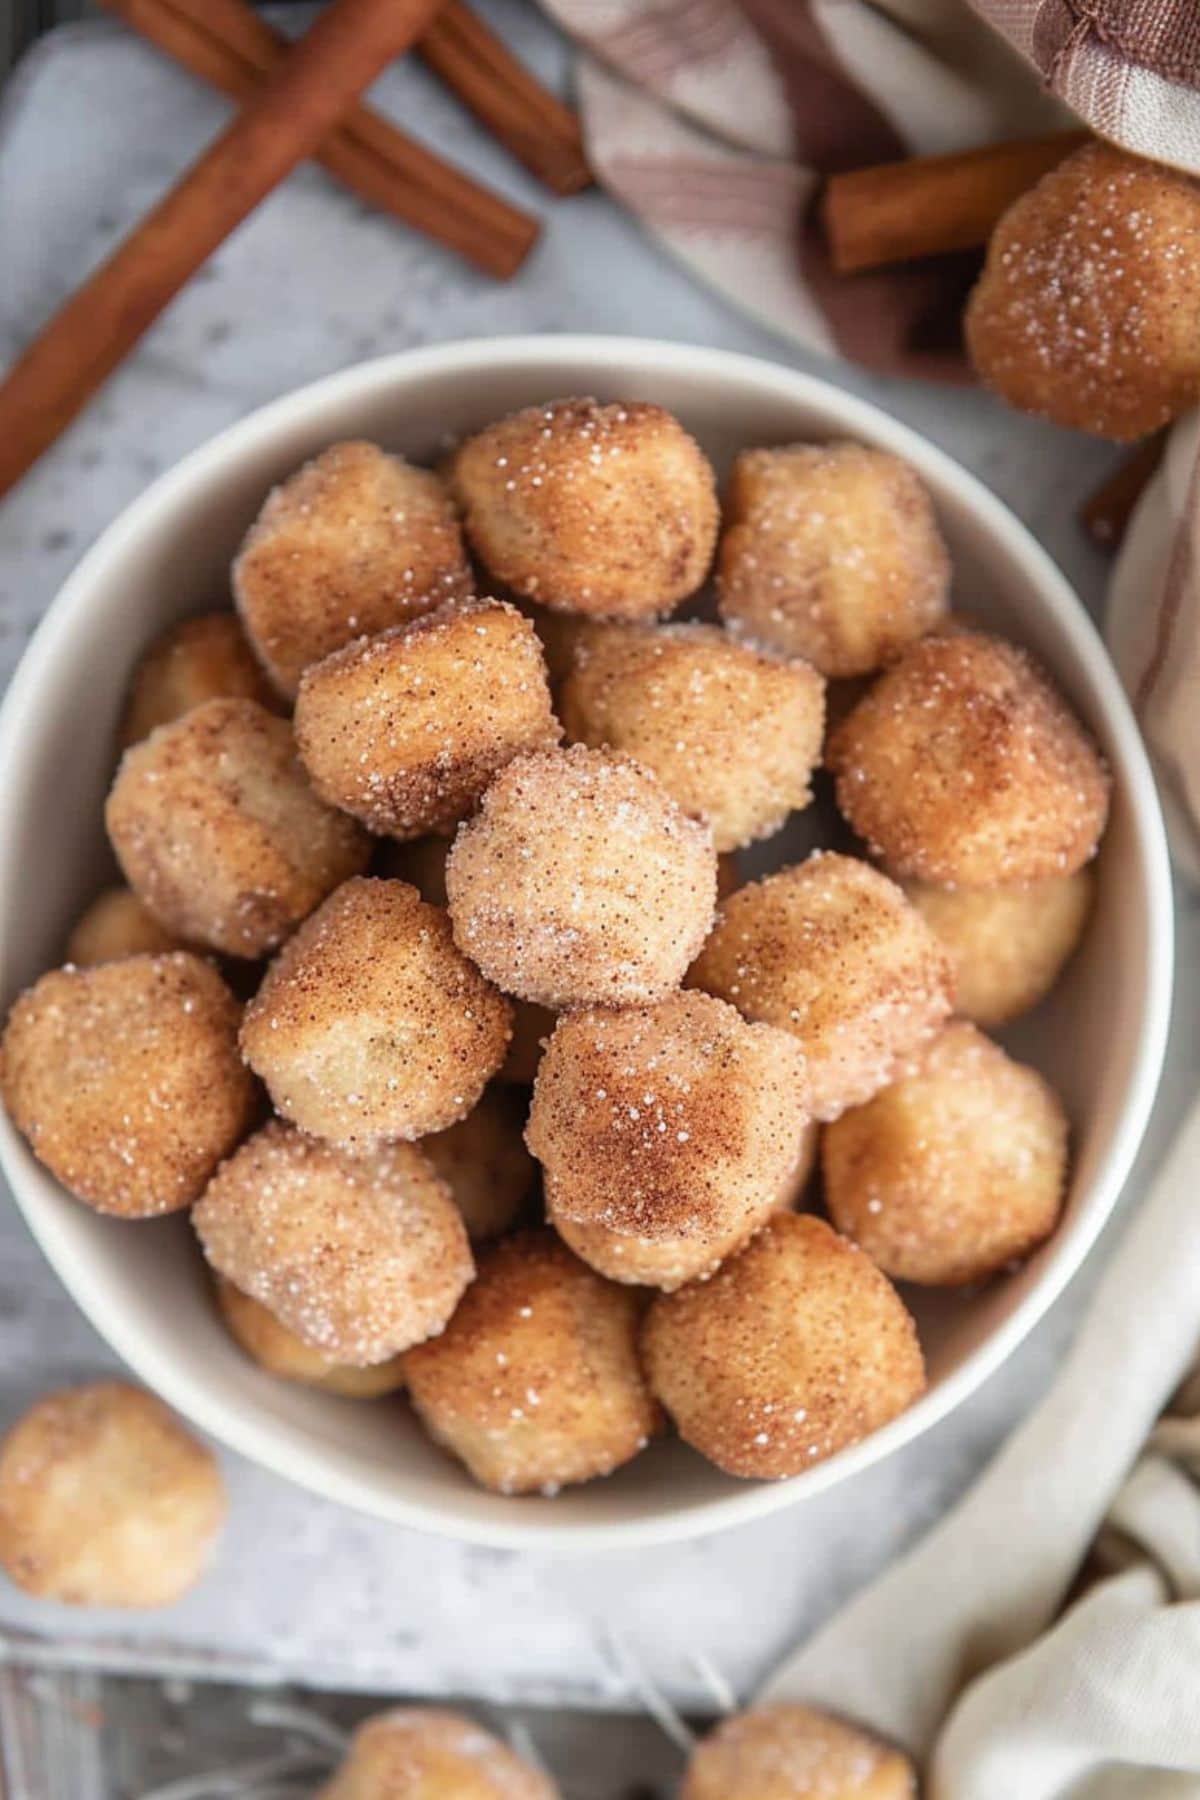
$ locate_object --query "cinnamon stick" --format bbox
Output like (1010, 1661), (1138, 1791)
(821, 131), (1089, 275)
(420, 0), (591, 196)
(1080, 437), (1165, 549)
(0, 0), (444, 500)
(103, 0), (537, 279)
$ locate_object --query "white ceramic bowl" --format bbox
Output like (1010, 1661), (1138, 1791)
(0, 337), (1173, 1550)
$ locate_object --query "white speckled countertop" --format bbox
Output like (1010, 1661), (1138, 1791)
(0, 0), (1197, 1717)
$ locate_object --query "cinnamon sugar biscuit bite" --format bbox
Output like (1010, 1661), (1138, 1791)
(560, 622), (825, 852)
(422, 1085), (535, 1242)
(295, 598), (559, 839)
(717, 442), (950, 678)
(446, 746), (717, 1009)
(689, 852), (953, 1121)
(215, 1280), (407, 1398)
(194, 1122), (472, 1364)
(824, 1021), (1069, 1286)
(319, 1707), (559, 1800)
(642, 1213), (925, 1480)
(449, 398), (719, 619)
(403, 1232), (659, 1495)
(682, 1704), (916, 1800)
(528, 992), (812, 1290)
(233, 441), (472, 698)
(118, 611), (280, 748)
(904, 868), (1094, 1027)
(966, 141), (1200, 441)
(827, 631), (1110, 887)
(241, 878), (512, 1145)
(65, 884), (187, 965)
(106, 698), (370, 958)
(553, 1118), (818, 1294)
(1, 953), (256, 1218)
(0, 1383), (225, 1608)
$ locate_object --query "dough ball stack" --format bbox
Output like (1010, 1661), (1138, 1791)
(1, 396), (1106, 1514)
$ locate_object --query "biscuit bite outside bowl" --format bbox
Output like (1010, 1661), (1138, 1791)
(0, 337), (1172, 1551)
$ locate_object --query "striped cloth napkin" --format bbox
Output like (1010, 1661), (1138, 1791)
(544, 0), (1200, 870)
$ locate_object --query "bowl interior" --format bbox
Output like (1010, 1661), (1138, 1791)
(0, 338), (1172, 1548)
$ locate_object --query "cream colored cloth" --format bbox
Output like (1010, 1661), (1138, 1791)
(1109, 413), (1200, 883)
(760, 1100), (1200, 1796)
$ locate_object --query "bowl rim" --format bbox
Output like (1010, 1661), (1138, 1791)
(0, 334), (1175, 1551)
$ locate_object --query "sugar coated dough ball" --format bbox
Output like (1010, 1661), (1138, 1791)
(319, 1707), (558, 1800)
(195, 1122), (472, 1363)
(689, 853), (953, 1121)
(233, 441), (472, 697)
(403, 1232), (659, 1495)
(642, 1212), (925, 1480)
(215, 1280), (406, 1398)
(561, 622), (825, 851)
(904, 868), (1094, 1027)
(1, 953), (256, 1219)
(295, 598), (560, 838)
(528, 992), (812, 1290)
(422, 1086), (535, 1241)
(718, 442), (950, 678)
(551, 1118), (817, 1294)
(966, 142), (1200, 441)
(241, 878), (512, 1145)
(446, 746), (717, 1009)
(827, 631), (1110, 887)
(0, 1383), (224, 1608)
(119, 611), (280, 748)
(106, 698), (370, 957)
(65, 885), (188, 965)
(450, 398), (718, 619)
(682, 1704), (916, 1800)
(823, 1020), (1069, 1285)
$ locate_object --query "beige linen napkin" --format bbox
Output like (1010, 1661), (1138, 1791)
(759, 1100), (1200, 1794)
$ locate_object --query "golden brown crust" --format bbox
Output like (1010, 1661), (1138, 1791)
(1, 953), (257, 1218)
(65, 885), (189, 965)
(682, 1704), (916, 1800)
(641, 1213), (925, 1480)
(827, 631), (1110, 887)
(904, 869), (1094, 1028)
(106, 698), (371, 957)
(241, 877), (512, 1145)
(422, 1085), (535, 1241)
(403, 1231), (660, 1495)
(118, 611), (282, 749)
(966, 142), (1200, 442)
(528, 992), (812, 1290)
(318, 1707), (559, 1799)
(295, 598), (560, 838)
(450, 398), (718, 619)
(689, 852), (953, 1121)
(195, 1121), (473, 1363)
(561, 622), (825, 852)
(445, 746), (717, 1009)
(0, 1382), (225, 1608)
(214, 1279), (407, 1397)
(823, 1020), (1069, 1285)
(233, 441), (472, 698)
(717, 443), (950, 678)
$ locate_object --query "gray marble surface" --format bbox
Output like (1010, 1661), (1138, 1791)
(1, 0), (1198, 1717)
